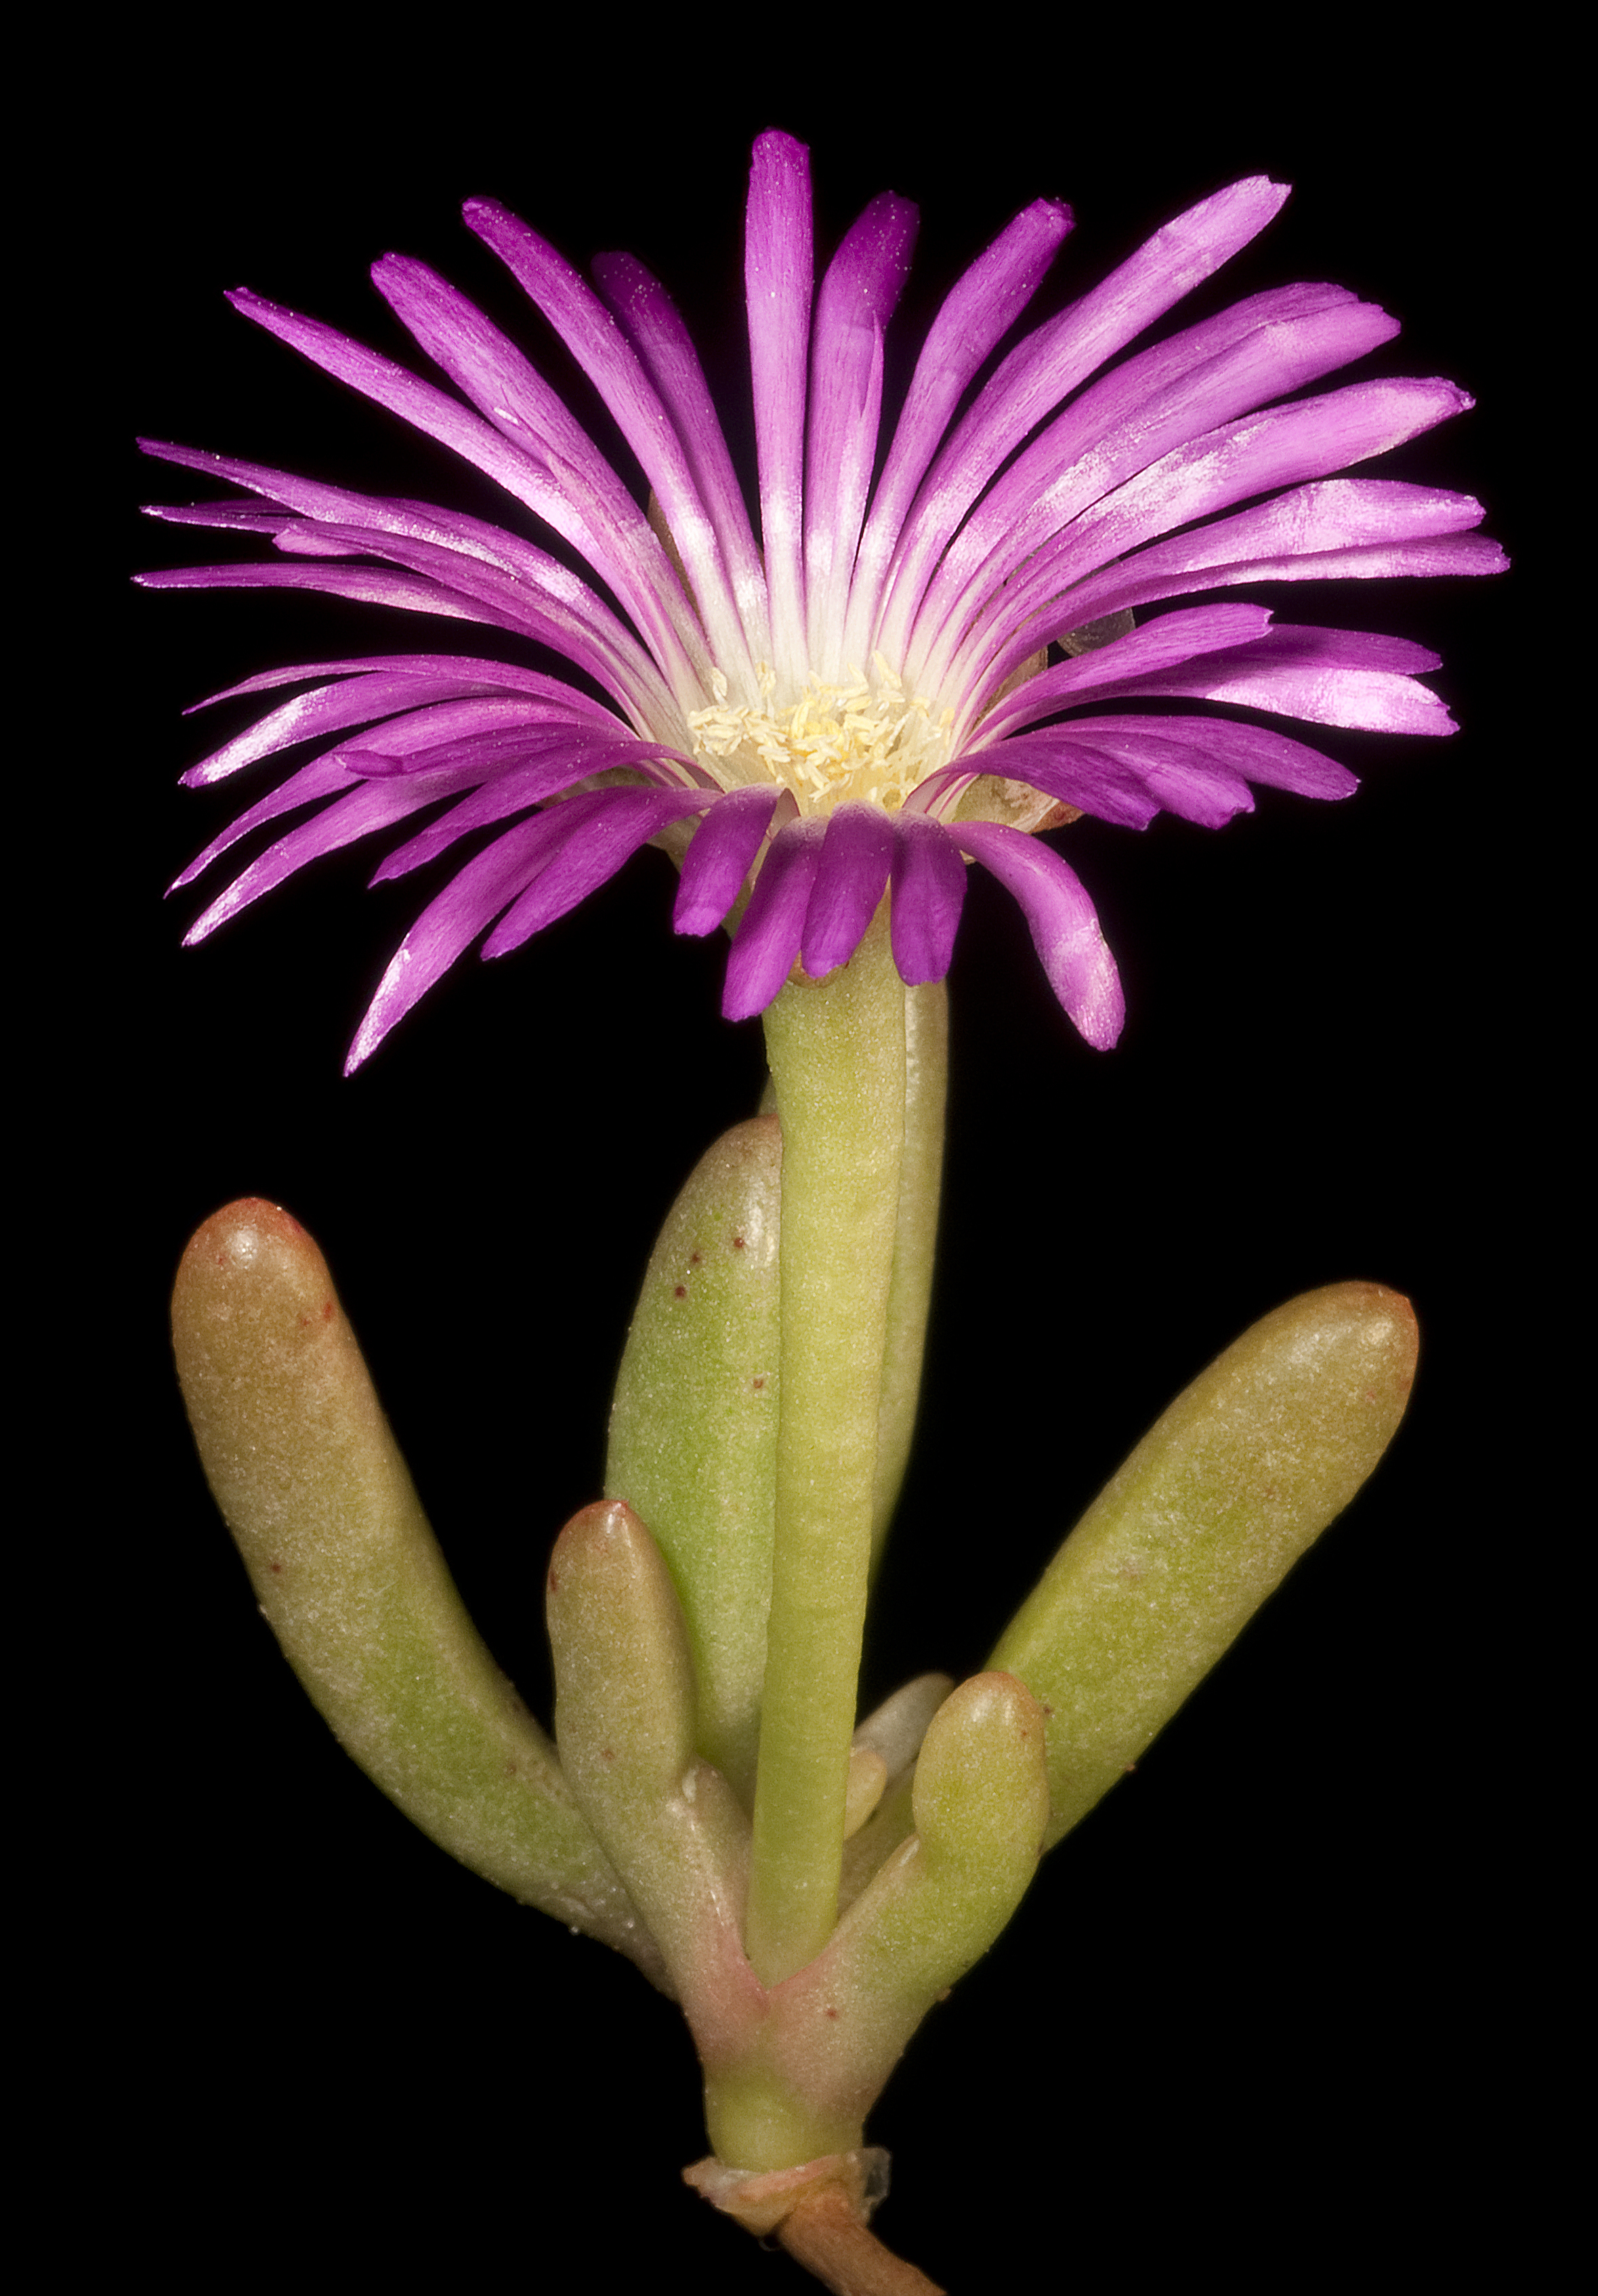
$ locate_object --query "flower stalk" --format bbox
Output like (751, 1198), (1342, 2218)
(749, 911), (908, 1984)
(870, 979), (948, 1570)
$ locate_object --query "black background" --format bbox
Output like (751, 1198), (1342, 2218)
(68, 28), (1551, 2287)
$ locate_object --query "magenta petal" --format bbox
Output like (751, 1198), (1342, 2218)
(369, 251), (703, 688)
(137, 558), (502, 627)
(180, 653), (623, 719)
(346, 810), (586, 1072)
(847, 196), (1072, 663)
(944, 734), (1161, 829)
(1082, 623), (1456, 734)
(1052, 728), (1256, 829)
(876, 175), (1290, 666)
(184, 777), (461, 944)
(592, 249), (770, 667)
(318, 695), (617, 771)
(482, 788), (710, 958)
(977, 602), (1274, 743)
(801, 804), (895, 978)
(1061, 715), (1358, 802)
(179, 672), (564, 786)
(139, 438), (673, 718)
(914, 285), (1400, 688)
(890, 815), (967, 984)
(721, 818), (825, 1021)
(219, 287), (673, 663)
(457, 201), (751, 686)
(952, 823), (1124, 1048)
(261, 512), (656, 696)
(373, 770), (581, 882)
(341, 727), (686, 791)
(673, 785), (781, 935)
(966, 375), (1477, 703)
(804, 193), (918, 663)
(224, 286), (566, 508)
(1060, 530), (1509, 630)
(744, 130), (814, 687)
(172, 755), (360, 888)
(1047, 476), (1493, 628)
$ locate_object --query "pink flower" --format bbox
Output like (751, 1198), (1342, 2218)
(143, 131), (1503, 1070)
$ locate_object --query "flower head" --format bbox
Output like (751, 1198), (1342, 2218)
(143, 133), (1504, 1070)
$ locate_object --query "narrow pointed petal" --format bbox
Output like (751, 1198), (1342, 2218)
(185, 776), (463, 944)
(744, 131), (813, 691)
(876, 176), (1290, 663)
(266, 514), (677, 723)
(140, 439), (675, 723)
(975, 603), (1274, 743)
(843, 197), (1072, 666)
(226, 284), (564, 492)
(462, 197), (753, 694)
(180, 653), (621, 718)
(969, 376), (1476, 700)
(953, 823), (1124, 1047)
(804, 193), (919, 671)
(1061, 714), (1358, 802)
(177, 671), (506, 786)
(372, 772), (573, 882)
(136, 554), (646, 722)
(172, 755), (360, 888)
(913, 285), (1401, 692)
(969, 174), (1292, 458)
(137, 557), (511, 629)
(347, 809), (594, 1070)
(340, 722), (691, 791)
(1064, 530), (1510, 628)
(481, 787), (711, 959)
(145, 499), (298, 538)
(1056, 729), (1257, 829)
(921, 736), (1161, 829)
(223, 285), (662, 631)
(721, 818), (825, 1020)
(1047, 478), (1502, 627)
(673, 785), (782, 936)
(801, 804), (895, 978)
(889, 815), (967, 984)
(1065, 376), (1476, 599)
(371, 251), (709, 694)
(593, 249), (771, 674)
(1068, 623), (1456, 735)
(322, 695), (621, 772)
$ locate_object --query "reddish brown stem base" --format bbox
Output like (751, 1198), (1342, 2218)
(776, 2185), (945, 2296)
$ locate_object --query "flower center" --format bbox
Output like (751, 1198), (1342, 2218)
(688, 656), (954, 816)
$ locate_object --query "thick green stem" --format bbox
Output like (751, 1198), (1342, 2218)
(748, 916), (906, 1984)
(870, 980), (946, 1568)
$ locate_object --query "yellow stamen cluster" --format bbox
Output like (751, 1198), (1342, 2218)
(688, 656), (954, 816)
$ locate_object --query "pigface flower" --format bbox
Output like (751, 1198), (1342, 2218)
(143, 132), (1505, 1069)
